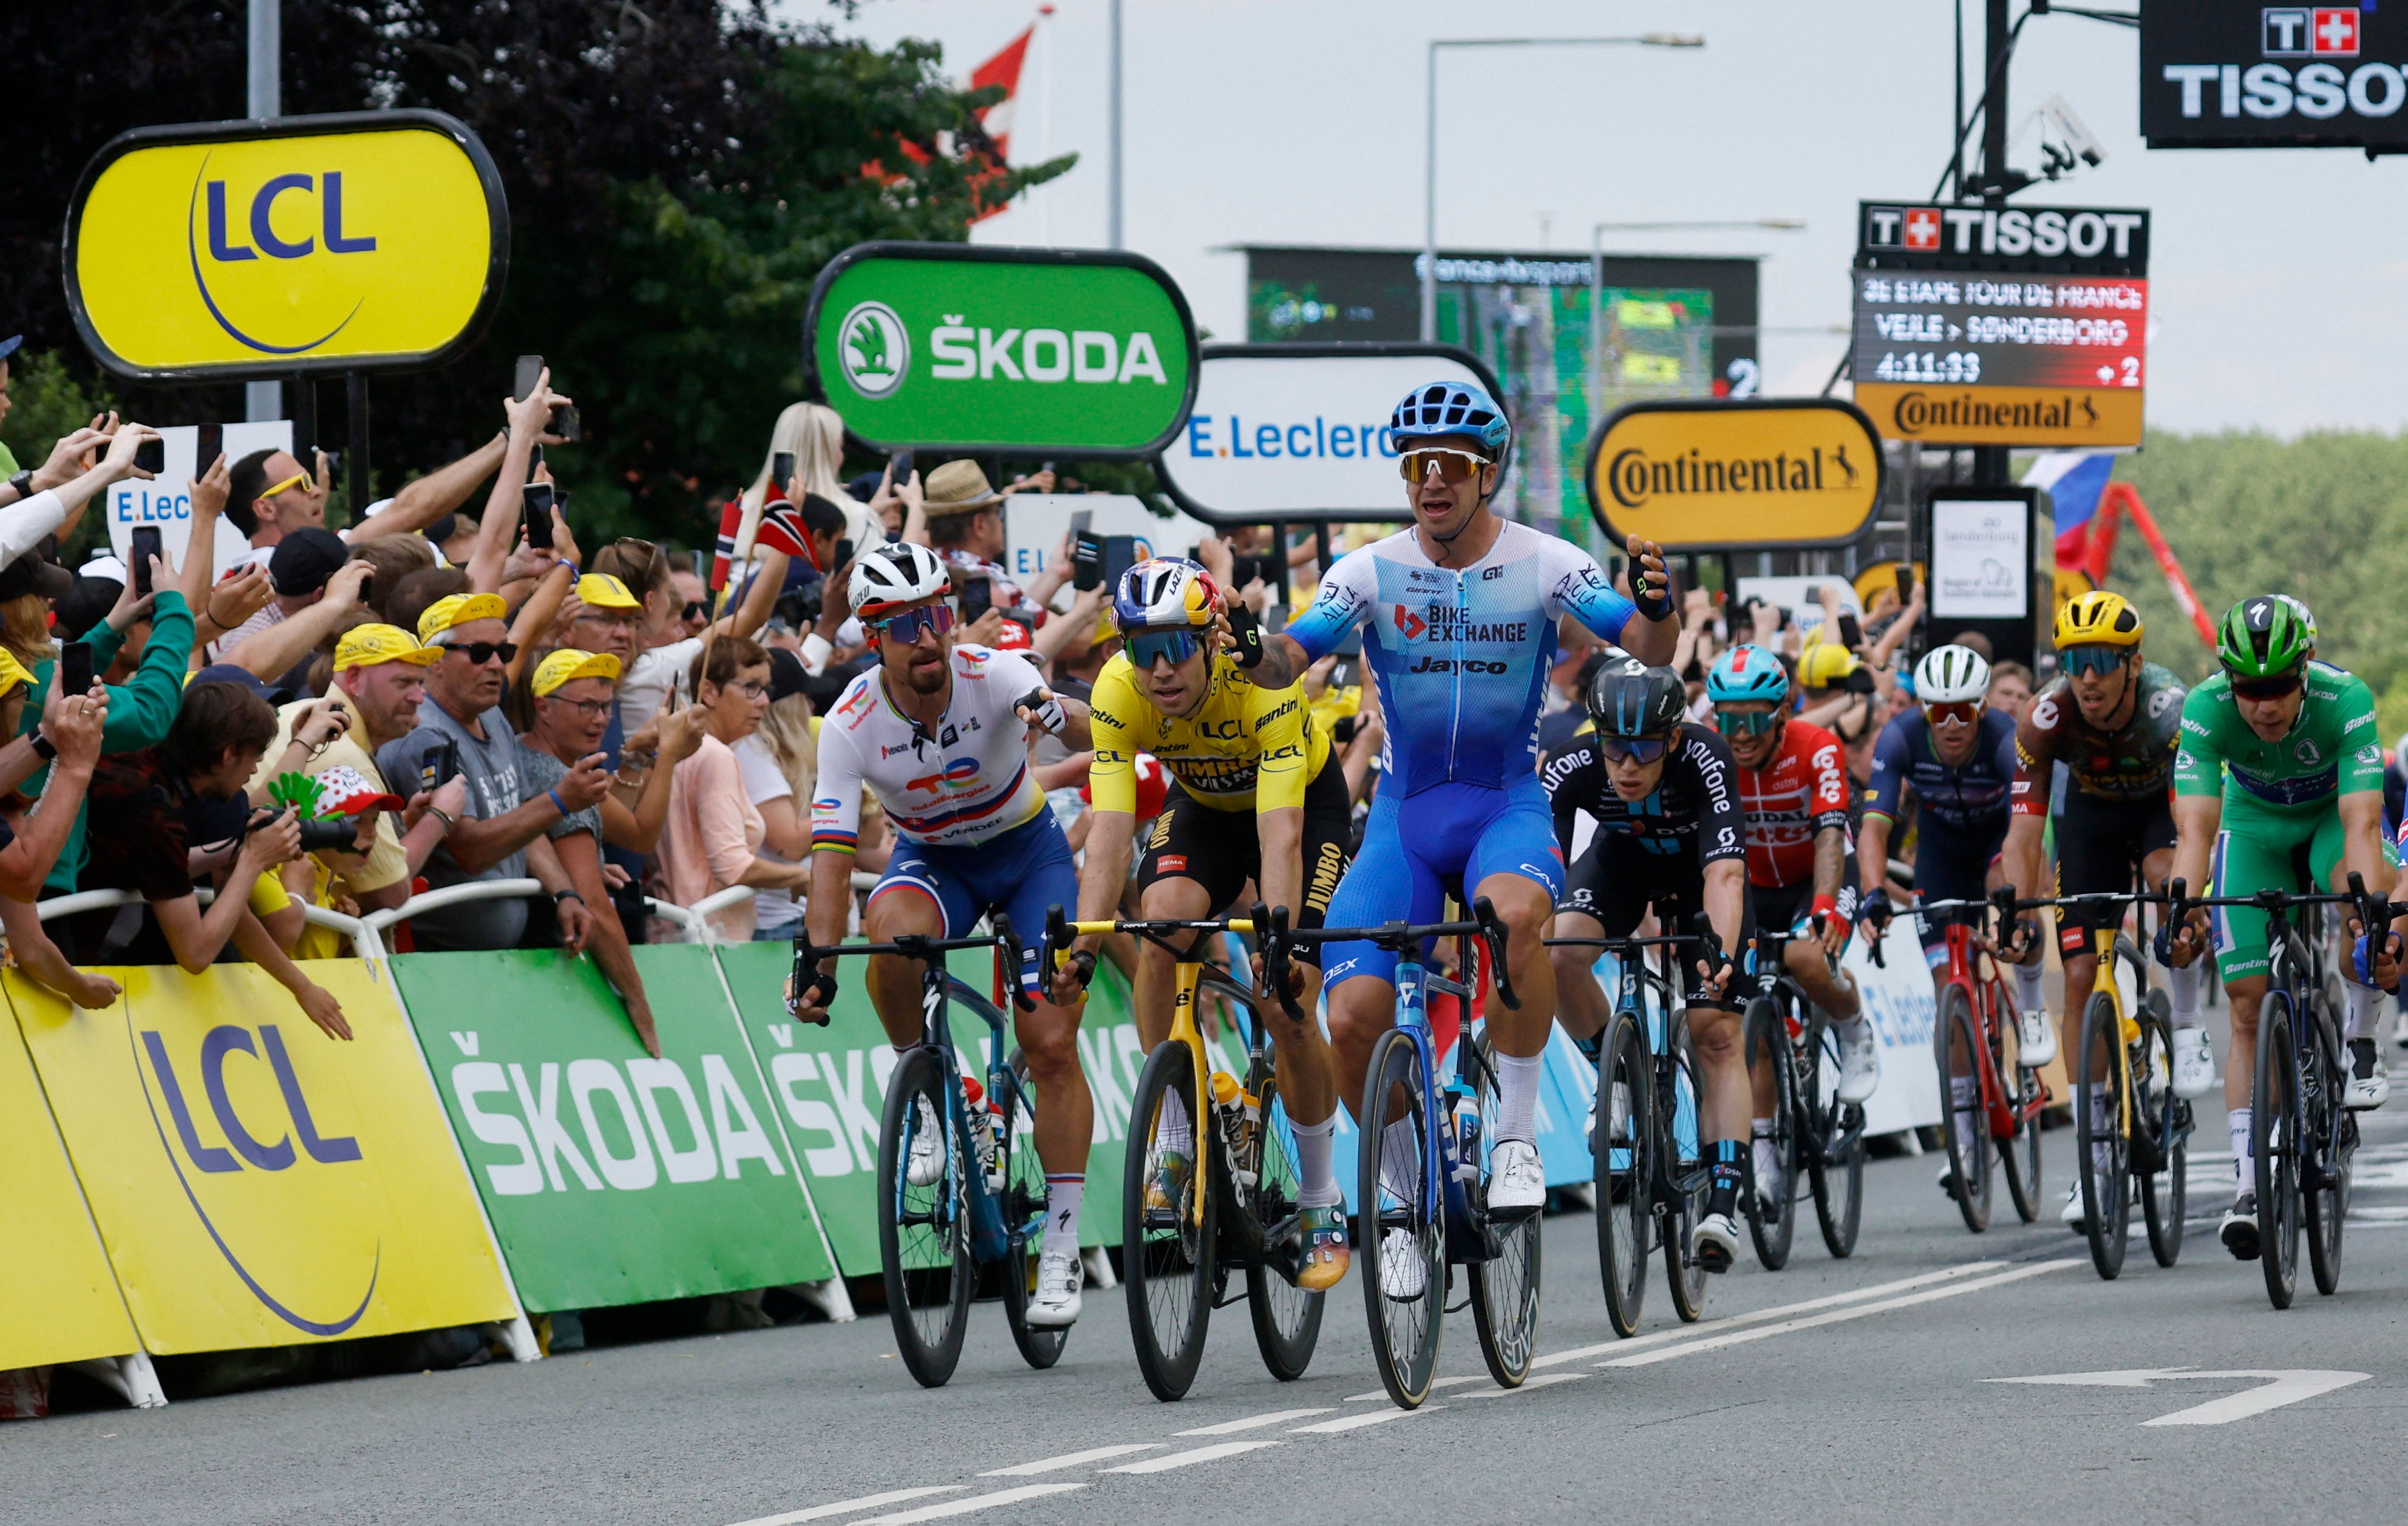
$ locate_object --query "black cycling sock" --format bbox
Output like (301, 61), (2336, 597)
(1707, 1139), (1744, 1216)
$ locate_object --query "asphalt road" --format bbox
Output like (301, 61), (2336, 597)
(15, 1015), (2408, 1526)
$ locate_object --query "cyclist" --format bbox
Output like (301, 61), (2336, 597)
(1056, 557), (1355, 1290)
(1999, 591), (2203, 1231)
(2166, 595), (2392, 1260)
(1226, 378), (1676, 1287)
(1545, 658), (1752, 1269)
(792, 542), (1099, 1327)
(1857, 643), (2029, 1196)
(1704, 645), (1881, 1193)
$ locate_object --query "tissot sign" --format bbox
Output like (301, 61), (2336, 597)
(2141, 2), (2408, 147)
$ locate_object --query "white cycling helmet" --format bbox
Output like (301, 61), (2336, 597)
(1913, 643), (1991, 704)
(849, 541), (949, 618)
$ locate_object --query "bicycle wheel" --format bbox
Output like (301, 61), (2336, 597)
(1245, 1068), (1324, 1382)
(1468, 1035), (1540, 1389)
(2251, 991), (2301, 1309)
(876, 1046), (973, 1388)
(2075, 992), (2131, 1280)
(1936, 984), (1993, 1232)
(1595, 1005), (1653, 1337)
(2301, 1001), (2348, 1297)
(1662, 1010), (1710, 1324)
(2137, 993), (2186, 1268)
(1123, 1041), (1215, 1400)
(1804, 1018), (1864, 1259)
(999, 1051), (1066, 1370)
(1742, 997), (1798, 1271)
(1997, 988), (2044, 1225)
(1359, 1027), (1443, 1408)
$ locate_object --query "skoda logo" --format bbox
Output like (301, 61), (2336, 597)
(838, 301), (909, 399)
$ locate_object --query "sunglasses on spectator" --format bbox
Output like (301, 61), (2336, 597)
(262, 470), (314, 499)
(873, 604), (954, 645)
(682, 600), (707, 621)
(1923, 700), (1982, 727)
(1597, 735), (1670, 765)
(440, 640), (519, 665)
(2231, 671), (2304, 701)
(2061, 646), (2128, 678)
(1396, 448), (1494, 486)
(1714, 709), (1781, 737)
(1127, 629), (1203, 669)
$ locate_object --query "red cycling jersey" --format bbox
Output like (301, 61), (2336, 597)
(1735, 720), (1853, 888)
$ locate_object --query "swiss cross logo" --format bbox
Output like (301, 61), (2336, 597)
(2313, 7), (2359, 54)
(1393, 604), (1427, 641)
(1903, 207), (1942, 251)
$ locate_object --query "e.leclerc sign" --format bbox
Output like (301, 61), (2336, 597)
(806, 242), (1197, 457)
(1586, 398), (1885, 551)
(66, 110), (508, 382)
(1155, 343), (1500, 521)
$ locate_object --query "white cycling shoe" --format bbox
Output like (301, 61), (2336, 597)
(2345, 1039), (2390, 1111)
(1752, 1136), (1783, 1208)
(1834, 1018), (1882, 1104)
(1488, 1139), (1546, 1219)
(2059, 1177), (2088, 1231)
(2171, 1027), (2217, 1100)
(2016, 1006), (2058, 1070)
(1691, 1210), (1741, 1273)
(1379, 1228), (1427, 1299)
(905, 1094), (945, 1187)
(1025, 1247), (1083, 1327)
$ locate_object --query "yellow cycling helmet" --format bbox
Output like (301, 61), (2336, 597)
(1798, 641), (1860, 689)
(2055, 589), (2143, 650)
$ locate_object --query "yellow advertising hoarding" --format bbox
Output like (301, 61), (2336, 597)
(12, 962), (514, 1354)
(66, 111), (507, 381)
(1586, 398), (1885, 550)
(1852, 382), (2145, 449)
(0, 1006), (138, 1371)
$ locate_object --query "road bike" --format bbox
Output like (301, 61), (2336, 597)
(1041, 907), (1322, 1402)
(1740, 921), (1867, 1267)
(788, 919), (1059, 1387)
(1259, 901), (1538, 1409)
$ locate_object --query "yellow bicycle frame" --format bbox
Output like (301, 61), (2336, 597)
(2086, 925), (2145, 1139)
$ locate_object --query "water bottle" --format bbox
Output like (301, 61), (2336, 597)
(963, 1076), (1004, 1190)
(1211, 1072), (1260, 1185)
(1457, 1097), (1482, 1185)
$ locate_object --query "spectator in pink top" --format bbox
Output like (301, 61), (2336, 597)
(661, 635), (810, 938)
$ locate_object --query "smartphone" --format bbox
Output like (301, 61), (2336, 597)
(1837, 611), (1863, 648)
(1039, 460), (1056, 476)
(418, 737), (461, 795)
(132, 437), (165, 474)
(1099, 534), (1140, 594)
(128, 526), (161, 597)
(549, 403), (580, 443)
(357, 573), (374, 607)
(514, 355), (544, 403)
(958, 576), (994, 623)
(524, 443), (544, 484)
(58, 641), (94, 700)
(890, 449), (914, 484)
(1072, 530), (1104, 591)
(195, 421), (223, 469)
(523, 483), (557, 550)
(1068, 508), (1093, 537)
(318, 448), (344, 485)
(772, 452), (796, 495)
(1895, 565), (1916, 602)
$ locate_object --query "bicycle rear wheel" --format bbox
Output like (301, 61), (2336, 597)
(1358, 1028), (1443, 1408)
(2251, 991), (2301, 1309)
(1937, 984), (1993, 1232)
(1662, 1011), (1710, 1324)
(1743, 996), (1798, 1271)
(1595, 1006), (1653, 1337)
(2137, 993), (2186, 1268)
(1245, 1069), (1324, 1381)
(1123, 1041), (1216, 1400)
(877, 1046), (973, 1388)
(999, 1051), (1067, 1369)
(1997, 987), (2043, 1224)
(1805, 1018), (1864, 1260)
(1468, 1035), (1540, 1388)
(2301, 1003), (2348, 1297)
(2075, 993), (2131, 1280)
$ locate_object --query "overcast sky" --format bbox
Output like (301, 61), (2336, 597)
(808, 0), (2408, 437)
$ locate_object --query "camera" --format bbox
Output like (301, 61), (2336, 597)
(296, 817), (361, 852)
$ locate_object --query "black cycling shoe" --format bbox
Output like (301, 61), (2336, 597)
(2220, 1193), (2261, 1261)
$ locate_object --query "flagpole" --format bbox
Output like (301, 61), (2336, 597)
(1037, 4), (1055, 242)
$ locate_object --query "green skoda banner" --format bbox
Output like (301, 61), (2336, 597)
(804, 241), (1198, 457)
(390, 946), (834, 1312)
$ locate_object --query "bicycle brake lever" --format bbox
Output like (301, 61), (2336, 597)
(1251, 901), (1307, 1022)
(1689, 911), (1729, 987)
(995, 913), (1036, 1014)
(1472, 895), (1521, 1010)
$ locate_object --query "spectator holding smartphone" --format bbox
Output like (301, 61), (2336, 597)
(661, 636), (809, 941)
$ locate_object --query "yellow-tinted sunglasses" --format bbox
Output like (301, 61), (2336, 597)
(262, 470), (315, 499)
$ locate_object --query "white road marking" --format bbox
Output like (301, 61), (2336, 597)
(1343, 1372), (1509, 1402)
(729, 1488), (963, 1526)
(1987, 1368), (2372, 1426)
(1599, 1258), (2084, 1368)
(852, 1485), (1086, 1524)
(1456, 1373), (1589, 1397)
(1100, 1441), (1280, 1473)
(1291, 1405), (1446, 1433)
(1175, 1409), (1334, 1436)
(978, 1444), (1160, 1476)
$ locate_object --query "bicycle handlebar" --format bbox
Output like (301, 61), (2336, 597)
(789, 922), (1035, 1020)
(1250, 902), (1308, 1023)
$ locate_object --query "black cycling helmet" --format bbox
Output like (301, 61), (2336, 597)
(1587, 656), (1686, 738)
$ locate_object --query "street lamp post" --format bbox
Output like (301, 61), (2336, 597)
(1421, 33), (1702, 343)
(1587, 219), (1804, 415)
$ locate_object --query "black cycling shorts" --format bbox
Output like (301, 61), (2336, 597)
(1912, 819), (2008, 959)
(1138, 757), (1352, 962)
(1752, 860), (1862, 942)
(2053, 789), (2177, 952)
(1559, 834), (1753, 1010)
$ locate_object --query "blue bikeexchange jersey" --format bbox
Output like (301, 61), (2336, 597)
(1284, 521), (1642, 796)
(1866, 707), (2019, 834)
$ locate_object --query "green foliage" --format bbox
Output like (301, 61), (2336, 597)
(0, 350), (117, 474)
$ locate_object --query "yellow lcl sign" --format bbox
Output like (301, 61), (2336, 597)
(67, 110), (507, 380)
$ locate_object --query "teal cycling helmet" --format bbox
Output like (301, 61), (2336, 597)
(1389, 380), (1511, 461)
(1704, 643), (1791, 707)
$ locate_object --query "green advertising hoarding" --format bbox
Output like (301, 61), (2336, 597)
(806, 242), (1197, 456)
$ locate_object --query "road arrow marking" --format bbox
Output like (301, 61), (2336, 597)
(1986, 1368), (2370, 1425)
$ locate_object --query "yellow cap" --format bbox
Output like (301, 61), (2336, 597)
(532, 648), (624, 698)
(0, 647), (36, 697)
(334, 624), (442, 672)
(574, 573), (642, 611)
(417, 592), (509, 643)
(1798, 641), (1860, 689)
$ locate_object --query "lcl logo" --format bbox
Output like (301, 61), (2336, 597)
(188, 160), (380, 354)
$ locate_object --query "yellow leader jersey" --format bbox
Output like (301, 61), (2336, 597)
(1088, 652), (1328, 814)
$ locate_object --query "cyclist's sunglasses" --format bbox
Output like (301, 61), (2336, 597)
(873, 603), (954, 644)
(2230, 670), (2303, 701)
(2060, 645), (2129, 678)
(1714, 709), (1781, 737)
(441, 639), (519, 665)
(1396, 448), (1494, 485)
(1127, 629), (1203, 669)
(1597, 735), (1670, 765)
(1923, 700), (1981, 727)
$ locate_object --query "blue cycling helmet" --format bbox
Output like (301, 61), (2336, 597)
(1389, 379), (1511, 460)
(1704, 643), (1791, 707)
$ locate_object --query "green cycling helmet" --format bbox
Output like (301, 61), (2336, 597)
(2215, 595), (2313, 678)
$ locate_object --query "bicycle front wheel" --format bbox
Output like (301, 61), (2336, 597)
(1245, 1069), (1324, 1381)
(1596, 1006), (1653, 1337)
(1937, 984), (1993, 1232)
(2252, 991), (2301, 1309)
(999, 1050), (1065, 1370)
(1468, 1035), (1540, 1389)
(2137, 993), (2186, 1268)
(2301, 1001), (2348, 1297)
(2075, 993), (2131, 1280)
(1743, 997), (1798, 1270)
(1124, 1041), (1215, 1400)
(1998, 989), (2043, 1224)
(1662, 1012), (1710, 1324)
(1358, 1027), (1443, 1408)
(876, 1046), (973, 1388)
(1805, 1018), (1864, 1259)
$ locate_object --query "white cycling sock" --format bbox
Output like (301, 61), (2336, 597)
(2346, 979), (2382, 1041)
(1949, 1074), (1979, 1162)
(1379, 1117), (1421, 1201)
(1493, 1050), (1544, 1145)
(1157, 1087), (1194, 1157)
(2014, 960), (2047, 1018)
(1042, 1175), (1084, 1258)
(1752, 1119), (1778, 1188)
(2228, 1109), (2253, 1185)
(2168, 958), (2203, 1021)
(1291, 1114), (1341, 1208)
(2085, 1083), (2111, 1173)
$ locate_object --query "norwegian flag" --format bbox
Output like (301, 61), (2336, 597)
(707, 496), (748, 593)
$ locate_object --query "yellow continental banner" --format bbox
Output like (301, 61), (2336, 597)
(0, 1006), (138, 1371)
(1853, 382), (2144, 449)
(12, 962), (514, 1354)
(1587, 398), (1884, 550)
(69, 111), (504, 380)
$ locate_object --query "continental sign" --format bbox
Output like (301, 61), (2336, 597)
(805, 242), (1198, 457)
(1585, 398), (1885, 550)
(1852, 383), (2147, 449)
(66, 110), (508, 381)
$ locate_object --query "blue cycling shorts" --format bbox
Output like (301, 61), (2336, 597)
(1320, 775), (1565, 992)
(869, 809), (1079, 999)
